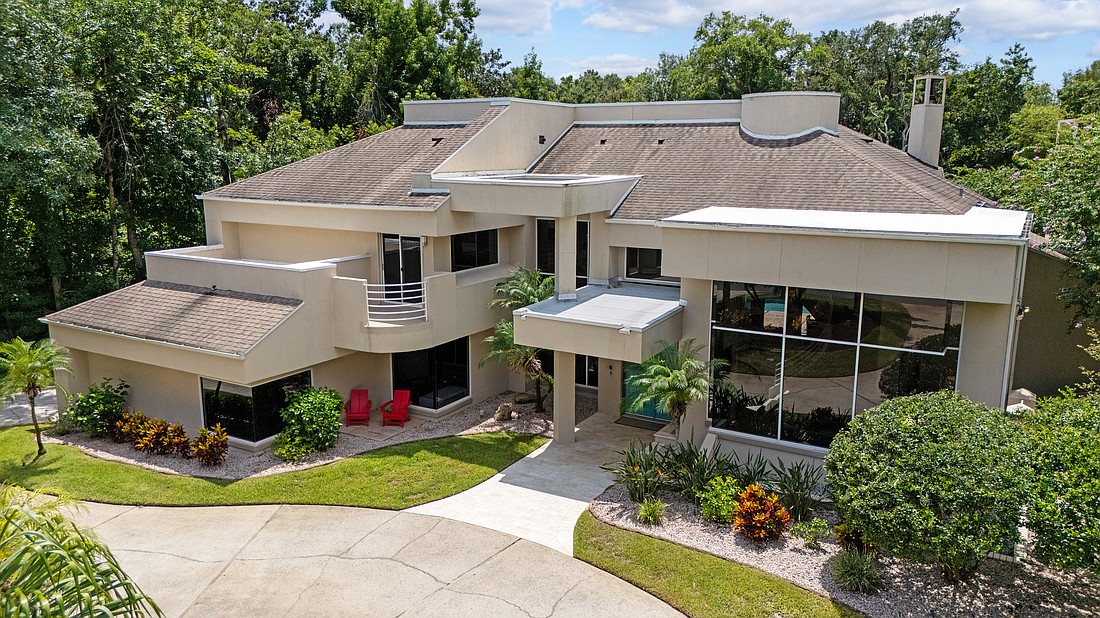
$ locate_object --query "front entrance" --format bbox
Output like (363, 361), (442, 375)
(381, 234), (422, 303)
(621, 361), (672, 423)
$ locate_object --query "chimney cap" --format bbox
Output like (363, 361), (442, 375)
(912, 75), (947, 106)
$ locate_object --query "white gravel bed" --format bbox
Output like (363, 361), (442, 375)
(43, 390), (597, 481)
(590, 483), (1099, 617)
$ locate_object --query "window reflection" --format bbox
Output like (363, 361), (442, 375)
(861, 294), (964, 351)
(787, 288), (860, 342)
(713, 282), (785, 333)
(201, 371), (310, 442)
(779, 340), (856, 448)
(856, 348), (959, 413)
(710, 331), (782, 438)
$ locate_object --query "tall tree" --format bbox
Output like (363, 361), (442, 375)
(1059, 60), (1100, 117)
(508, 51), (556, 100)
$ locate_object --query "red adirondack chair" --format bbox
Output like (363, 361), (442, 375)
(381, 390), (411, 427)
(344, 389), (372, 426)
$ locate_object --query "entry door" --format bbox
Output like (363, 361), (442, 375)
(382, 234), (422, 302)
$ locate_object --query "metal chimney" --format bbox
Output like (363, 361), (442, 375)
(907, 75), (946, 168)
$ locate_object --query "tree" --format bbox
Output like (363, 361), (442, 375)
(0, 338), (71, 456)
(0, 484), (161, 616)
(1021, 396), (1100, 575)
(231, 110), (347, 179)
(825, 391), (1029, 581)
(487, 266), (555, 310)
(557, 70), (626, 104)
(508, 51), (555, 101)
(622, 339), (728, 428)
(1008, 103), (1065, 156)
(622, 53), (691, 102)
(479, 321), (551, 414)
(683, 13), (813, 100)
(1059, 60), (1100, 117)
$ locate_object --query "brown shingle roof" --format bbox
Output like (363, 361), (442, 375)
(532, 123), (989, 220)
(202, 106), (502, 207)
(44, 281), (302, 356)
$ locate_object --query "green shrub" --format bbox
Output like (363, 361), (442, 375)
(733, 483), (791, 543)
(67, 378), (128, 437)
(272, 433), (315, 462)
(791, 517), (830, 550)
(834, 521), (873, 553)
(113, 412), (150, 445)
(133, 418), (170, 454)
(1022, 396), (1100, 574)
(603, 441), (666, 503)
(192, 424), (228, 466)
(698, 476), (742, 524)
(165, 423), (191, 457)
(830, 548), (882, 593)
(273, 387), (343, 461)
(658, 441), (737, 503)
(825, 391), (1028, 582)
(637, 498), (668, 525)
(769, 458), (822, 521)
(731, 451), (772, 488)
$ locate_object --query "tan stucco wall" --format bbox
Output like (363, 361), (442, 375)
(444, 179), (636, 218)
(741, 92), (840, 137)
(81, 353), (204, 434)
(1013, 251), (1094, 396)
(957, 302), (1014, 407)
(436, 100), (575, 174)
(237, 223), (374, 263)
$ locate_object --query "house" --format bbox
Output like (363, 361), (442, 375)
(43, 77), (1089, 463)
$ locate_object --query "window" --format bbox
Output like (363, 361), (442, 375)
(626, 248), (678, 282)
(392, 337), (470, 410)
(709, 282), (963, 449)
(622, 361), (671, 422)
(575, 354), (599, 388)
(451, 230), (498, 271)
(201, 371), (311, 442)
(535, 219), (589, 288)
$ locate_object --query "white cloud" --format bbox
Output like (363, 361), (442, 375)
(476, 0), (554, 34)
(559, 53), (656, 76)
(567, 0), (1100, 42)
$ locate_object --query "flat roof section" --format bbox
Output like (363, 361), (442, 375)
(517, 284), (683, 332)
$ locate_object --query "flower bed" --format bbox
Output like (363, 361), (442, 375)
(590, 483), (1099, 617)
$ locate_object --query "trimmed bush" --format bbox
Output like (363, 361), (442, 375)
(192, 425), (228, 466)
(637, 498), (667, 525)
(603, 441), (666, 503)
(791, 517), (830, 550)
(698, 475), (742, 524)
(113, 412), (149, 445)
(825, 391), (1028, 581)
(1022, 396), (1100, 574)
(831, 548), (882, 593)
(733, 483), (791, 543)
(67, 378), (128, 437)
(770, 458), (822, 521)
(272, 387), (343, 461)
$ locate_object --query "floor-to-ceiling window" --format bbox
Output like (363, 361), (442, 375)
(709, 281), (962, 449)
(392, 337), (470, 409)
(201, 371), (311, 442)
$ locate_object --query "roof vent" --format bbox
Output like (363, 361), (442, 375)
(906, 75), (946, 168)
(599, 138), (607, 145)
(539, 134), (546, 144)
(657, 139), (665, 145)
(431, 137), (444, 146)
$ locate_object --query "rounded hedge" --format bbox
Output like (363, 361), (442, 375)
(273, 387), (343, 461)
(824, 391), (1028, 581)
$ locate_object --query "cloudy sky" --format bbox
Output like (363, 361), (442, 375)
(472, 0), (1100, 87)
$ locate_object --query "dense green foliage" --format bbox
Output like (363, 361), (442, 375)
(1021, 396), (1100, 574)
(67, 377), (128, 436)
(825, 391), (1029, 581)
(622, 339), (727, 426)
(602, 441), (666, 503)
(481, 267), (555, 412)
(273, 386), (343, 461)
(0, 426), (544, 509)
(769, 458), (822, 522)
(698, 476), (742, 524)
(0, 485), (161, 616)
(637, 497), (667, 526)
(829, 548), (883, 594)
(791, 517), (829, 550)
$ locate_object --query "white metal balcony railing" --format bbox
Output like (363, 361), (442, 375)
(364, 281), (428, 323)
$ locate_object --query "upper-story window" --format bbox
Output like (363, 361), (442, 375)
(626, 248), (679, 283)
(451, 230), (498, 271)
(535, 219), (588, 287)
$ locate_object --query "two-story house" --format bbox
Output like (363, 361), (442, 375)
(43, 78), (1088, 463)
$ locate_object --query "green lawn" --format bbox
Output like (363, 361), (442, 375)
(574, 511), (862, 618)
(0, 426), (545, 510)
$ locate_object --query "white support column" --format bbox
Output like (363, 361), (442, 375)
(555, 215), (577, 300)
(553, 350), (576, 443)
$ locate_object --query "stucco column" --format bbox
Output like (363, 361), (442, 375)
(553, 350), (576, 443)
(587, 216), (610, 285)
(597, 358), (622, 415)
(555, 215), (577, 300)
(679, 277), (713, 446)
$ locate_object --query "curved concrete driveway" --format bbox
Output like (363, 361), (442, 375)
(74, 502), (681, 618)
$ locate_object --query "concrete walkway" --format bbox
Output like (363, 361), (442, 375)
(408, 412), (654, 555)
(0, 387), (58, 427)
(73, 502), (681, 618)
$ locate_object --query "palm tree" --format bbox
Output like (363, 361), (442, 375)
(623, 339), (729, 429)
(0, 338), (71, 456)
(479, 321), (552, 414)
(487, 266), (554, 310)
(1, 484), (161, 616)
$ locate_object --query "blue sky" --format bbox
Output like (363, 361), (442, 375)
(469, 0), (1100, 88)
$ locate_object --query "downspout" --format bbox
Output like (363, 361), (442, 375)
(1001, 241), (1029, 408)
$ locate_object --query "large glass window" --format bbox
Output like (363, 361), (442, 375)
(201, 371), (311, 442)
(709, 283), (963, 449)
(626, 248), (668, 281)
(393, 337), (470, 410)
(451, 230), (498, 271)
(535, 219), (588, 287)
(576, 354), (599, 388)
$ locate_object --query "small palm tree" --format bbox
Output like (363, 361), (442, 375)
(0, 338), (71, 456)
(1, 484), (161, 616)
(623, 339), (728, 429)
(479, 321), (552, 414)
(488, 266), (555, 310)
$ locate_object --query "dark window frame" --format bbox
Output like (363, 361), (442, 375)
(451, 229), (498, 272)
(201, 370), (311, 443)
